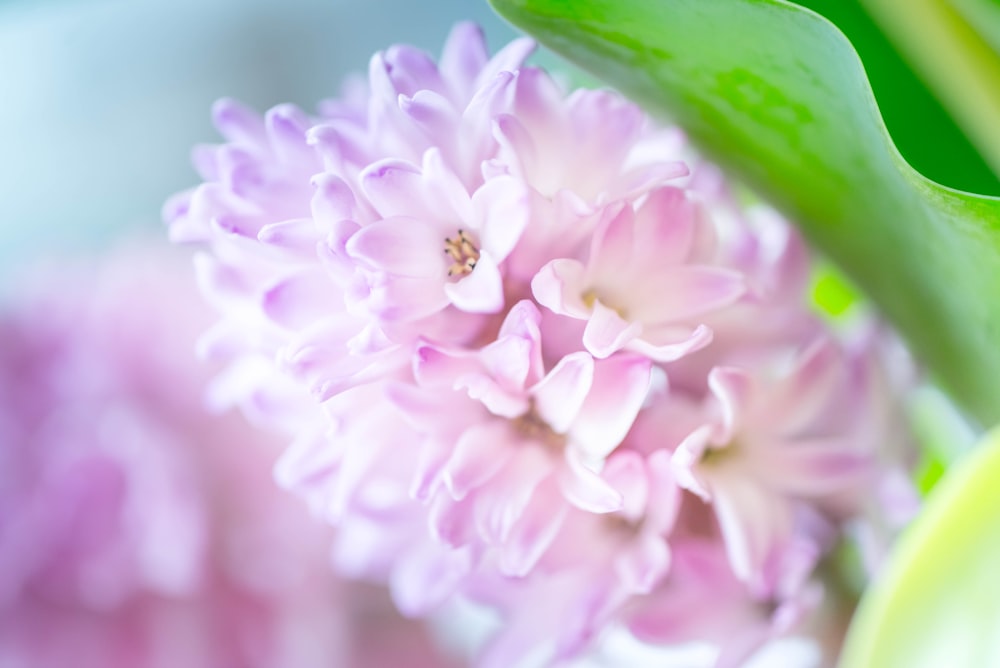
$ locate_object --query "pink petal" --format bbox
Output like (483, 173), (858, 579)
(390, 543), (471, 617)
(670, 425), (716, 500)
(600, 450), (649, 522)
(360, 159), (436, 221)
(429, 492), (476, 548)
(489, 299), (544, 387)
(588, 202), (635, 276)
(499, 478), (568, 576)
(366, 274), (449, 322)
(265, 103), (313, 163)
(708, 367), (755, 445)
(412, 342), (480, 388)
(211, 97), (265, 145)
(615, 533), (671, 594)
(570, 353), (651, 460)
(261, 272), (331, 330)
(420, 148), (474, 223)
(345, 217), (443, 277)
(713, 477), (792, 585)
(493, 113), (538, 176)
(310, 173), (360, 233)
(764, 436), (871, 497)
(480, 335), (534, 394)
(531, 258), (590, 318)
(308, 120), (372, 172)
(317, 218), (362, 282)
(582, 300), (644, 359)
(474, 446), (554, 543)
(410, 436), (453, 502)
(399, 89), (461, 143)
(645, 449), (682, 533)
(617, 161), (690, 202)
(477, 37), (536, 87)
(444, 251), (505, 313)
(257, 218), (321, 258)
(383, 44), (446, 96)
(458, 373), (531, 419)
(627, 323), (714, 362)
(632, 186), (699, 265)
(766, 338), (843, 433)
(443, 421), (515, 500)
(531, 352), (594, 434)
(630, 266), (746, 323)
(475, 175), (530, 262)
(439, 22), (489, 98)
(558, 452), (624, 513)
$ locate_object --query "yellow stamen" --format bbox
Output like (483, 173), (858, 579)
(443, 229), (481, 277)
(511, 404), (566, 451)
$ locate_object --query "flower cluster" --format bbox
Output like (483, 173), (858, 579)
(166, 24), (918, 667)
(0, 244), (457, 668)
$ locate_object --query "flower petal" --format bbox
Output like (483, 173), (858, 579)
(532, 352), (594, 434)
(713, 476), (793, 585)
(615, 533), (671, 594)
(630, 266), (746, 323)
(360, 158), (435, 221)
(582, 299), (644, 359)
(443, 421), (515, 500)
(531, 258), (589, 318)
(444, 251), (505, 313)
(570, 354), (651, 460)
(499, 478), (569, 577)
(558, 451), (624, 513)
(345, 217), (443, 278)
(476, 175), (530, 261)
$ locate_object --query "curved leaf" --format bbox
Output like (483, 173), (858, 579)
(489, 0), (1000, 425)
(839, 426), (1000, 667)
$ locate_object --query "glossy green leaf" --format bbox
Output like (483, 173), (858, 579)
(489, 0), (1000, 425)
(839, 426), (1000, 667)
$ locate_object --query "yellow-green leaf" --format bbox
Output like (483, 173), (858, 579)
(839, 426), (1000, 666)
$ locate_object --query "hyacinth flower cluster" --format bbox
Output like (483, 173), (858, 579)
(166, 23), (919, 667)
(0, 244), (458, 668)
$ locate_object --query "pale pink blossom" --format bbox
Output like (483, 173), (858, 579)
(532, 187), (745, 361)
(670, 339), (872, 592)
(166, 22), (918, 668)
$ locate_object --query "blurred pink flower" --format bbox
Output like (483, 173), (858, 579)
(166, 22), (918, 668)
(0, 242), (458, 668)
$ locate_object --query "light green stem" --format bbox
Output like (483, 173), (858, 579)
(859, 0), (1000, 180)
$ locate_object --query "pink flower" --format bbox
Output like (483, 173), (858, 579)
(532, 186), (745, 361)
(166, 22), (918, 668)
(670, 340), (872, 593)
(345, 152), (529, 316)
(393, 300), (651, 576)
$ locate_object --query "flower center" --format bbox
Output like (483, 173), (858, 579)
(582, 288), (628, 319)
(701, 442), (738, 468)
(511, 404), (565, 451)
(605, 513), (641, 537)
(444, 230), (480, 278)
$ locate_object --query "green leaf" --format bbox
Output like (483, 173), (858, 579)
(488, 0), (1000, 425)
(838, 426), (1000, 667)
(860, 0), (1000, 177)
(792, 0), (1000, 194)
